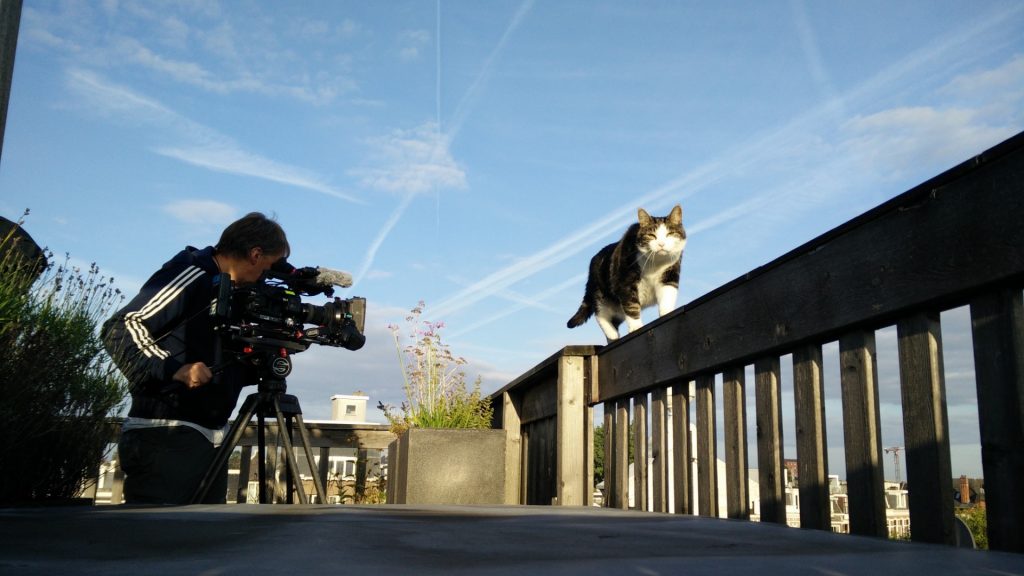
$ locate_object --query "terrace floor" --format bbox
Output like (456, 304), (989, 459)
(1, 504), (1021, 575)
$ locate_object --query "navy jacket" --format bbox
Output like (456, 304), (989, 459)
(103, 246), (249, 429)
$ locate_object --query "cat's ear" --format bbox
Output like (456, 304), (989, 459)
(638, 208), (653, 226)
(669, 205), (683, 225)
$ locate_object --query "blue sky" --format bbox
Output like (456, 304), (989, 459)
(2, 1), (1022, 480)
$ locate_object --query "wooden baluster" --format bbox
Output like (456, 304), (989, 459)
(614, 398), (630, 510)
(603, 401), (615, 508)
(897, 312), (955, 545)
(723, 366), (749, 520)
(793, 344), (830, 530)
(633, 393), (649, 510)
(695, 374), (717, 517)
(970, 290), (1024, 552)
(755, 357), (786, 524)
(650, 387), (669, 512)
(839, 330), (887, 537)
(671, 382), (692, 515)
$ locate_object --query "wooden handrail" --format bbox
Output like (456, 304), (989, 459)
(493, 131), (1024, 553)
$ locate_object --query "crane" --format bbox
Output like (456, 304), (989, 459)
(884, 446), (904, 483)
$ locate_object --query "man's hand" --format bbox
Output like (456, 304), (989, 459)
(174, 362), (213, 389)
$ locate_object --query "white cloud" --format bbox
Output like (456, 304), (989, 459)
(350, 123), (467, 195)
(398, 29), (430, 61)
(840, 106), (1017, 180)
(162, 199), (237, 226)
(943, 53), (1024, 101)
(27, 3), (353, 106)
(65, 69), (361, 204)
(156, 146), (362, 204)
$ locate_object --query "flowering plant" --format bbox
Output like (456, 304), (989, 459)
(379, 302), (493, 435)
(1, 210), (128, 503)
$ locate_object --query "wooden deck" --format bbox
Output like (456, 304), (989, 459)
(1, 505), (1021, 575)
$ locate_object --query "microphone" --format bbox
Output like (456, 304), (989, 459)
(267, 259), (352, 296)
(314, 267), (353, 289)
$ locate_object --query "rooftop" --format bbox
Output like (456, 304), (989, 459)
(2, 505), (1021, 575)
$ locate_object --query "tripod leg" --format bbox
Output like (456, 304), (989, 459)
(293, 411), (328, 502)
(192, 392), (258, 504)
(285, 414), (295, 504)
(273, 396), (309, 504)
(258, 409), (268, 504)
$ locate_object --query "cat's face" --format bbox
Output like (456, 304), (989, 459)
(637, 205), (686, 258)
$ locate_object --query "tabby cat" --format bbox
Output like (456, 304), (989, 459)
(567, 205), (686, 342)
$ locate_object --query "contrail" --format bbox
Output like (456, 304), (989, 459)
(426, 2), (1022, 323)
(446, 0), (535, 142)
(351, 190), (416, 289)
(357, 0), (535, 281)
(448, 273), (586, 338)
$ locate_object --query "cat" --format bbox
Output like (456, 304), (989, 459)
(567, 205), (686, 342)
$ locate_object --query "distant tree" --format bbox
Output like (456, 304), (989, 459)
(956, 507), (988, 550)
(593, 422), (634, 486)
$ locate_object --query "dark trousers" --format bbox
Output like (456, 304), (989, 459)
(118, 427), (227, 505)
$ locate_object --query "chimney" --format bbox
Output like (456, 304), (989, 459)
(331, 392), (369, 423)
(959, 475), (970, 504)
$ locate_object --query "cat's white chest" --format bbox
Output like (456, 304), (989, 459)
(637, 273), (661, 306)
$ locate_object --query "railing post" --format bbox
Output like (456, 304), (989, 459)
(839, 330), (888, 538)
(556, 352), (586, 506)
(650, 387), (669, 513)
(970, 289), (1024, 552)
(793, 344), (830, 530)
(586, 355), (597, 506)
(236, 445), (253, 503)
(632, 393), (648, 510)
(755, 357), (785, 524)
(695, 374), (717, 517)
(614, 398), (630, 510)
(671, 382), (692, 515)
(502, 391), (524, 505)
(317, 447), (331, 503)
(723, 366), (749, 520)
(897, 312), (955, 546)
(603, 401), (614, 507)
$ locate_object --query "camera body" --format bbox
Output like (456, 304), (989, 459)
(210, 271), (366, 379)
(224, 282), (366, 349)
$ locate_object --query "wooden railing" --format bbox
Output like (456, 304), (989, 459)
(491, 131), (1024, 553)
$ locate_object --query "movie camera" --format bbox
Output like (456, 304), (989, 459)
(195, 261), (365, 504)
(209, 260), (366, 378)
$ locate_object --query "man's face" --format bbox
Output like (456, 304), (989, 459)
(235, 247), (283, 285)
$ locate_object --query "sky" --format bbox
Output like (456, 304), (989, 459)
(1, 0), (1022, 481)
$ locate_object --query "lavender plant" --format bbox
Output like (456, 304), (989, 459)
(379, 302), (493, 435)
(0, 212), (128, 503)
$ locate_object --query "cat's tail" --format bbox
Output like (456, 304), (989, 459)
(567, 301), (592, 328)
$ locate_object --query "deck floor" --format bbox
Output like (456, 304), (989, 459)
(1, 504), (1021, 575)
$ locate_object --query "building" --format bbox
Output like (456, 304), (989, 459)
(331, 392), (370, 423)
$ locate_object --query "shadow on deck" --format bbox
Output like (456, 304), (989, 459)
(1, 505), (1021, 575)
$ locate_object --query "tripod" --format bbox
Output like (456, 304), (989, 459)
(191, 370), (326, 504)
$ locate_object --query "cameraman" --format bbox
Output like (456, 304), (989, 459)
(103, 212), (289, 505)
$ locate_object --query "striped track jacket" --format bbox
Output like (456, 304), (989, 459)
(103, 246), (248, 429)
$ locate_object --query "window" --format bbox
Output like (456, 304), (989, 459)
(345, 405), (356, 414)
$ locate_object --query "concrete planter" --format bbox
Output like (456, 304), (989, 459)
(386, 428), (510, 505)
